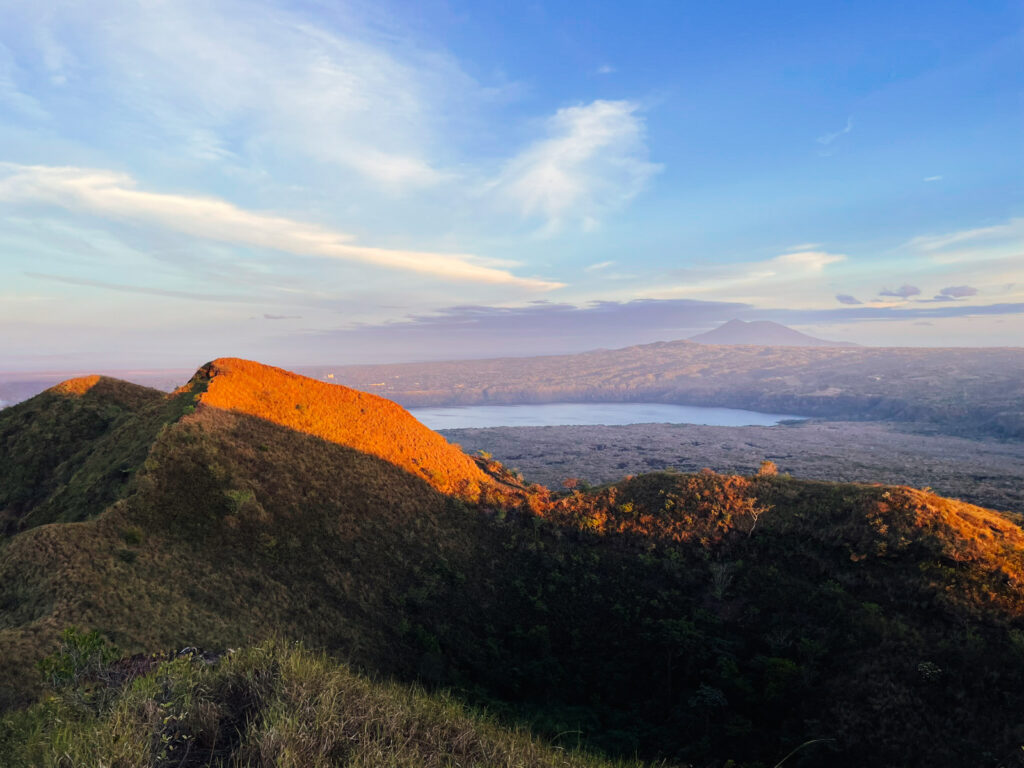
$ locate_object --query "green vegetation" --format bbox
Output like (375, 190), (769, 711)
(36, 626), (121, 691)
(2, 639), (638, 768)
(0, 374), (202, 534)
(2, 359), (1024, 766)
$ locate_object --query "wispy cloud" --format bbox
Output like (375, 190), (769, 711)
(836, 294), (862, 305)
(0, 164), (561, 289)
(585, 260), (615, 272)
(10, 1), (463, 188)
(490, 100), (661, 232)
(816, 117), (853, 145)
(645, 250), (846, 306)
(773, 251), (845, 271)
(595, 64), (616, 75)
(906, 217), (1024, 253)
(26, 271), (265, 303)
(923, 175), (943, 182)
(0, 43), (47, 120)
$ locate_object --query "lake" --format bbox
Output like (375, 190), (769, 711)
(409, 402), (806, 430)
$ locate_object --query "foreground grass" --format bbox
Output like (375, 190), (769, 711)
(1, 640), (648, 768)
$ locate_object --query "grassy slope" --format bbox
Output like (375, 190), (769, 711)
(0, 375), (189, 534)
(0, 406), (498, 709)
(2, 360), (1024, 766)
(198, 358), (510, 499)
(1, 641), (640, 768)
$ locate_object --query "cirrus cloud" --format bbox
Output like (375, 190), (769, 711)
(816, 117), (853, 146)
(906, 217), (1024, 253)
(646, 250), (847, 307)
(6, 0), (460, 189)
(0, 163), (561, 289)
(490, 100), (661, 232)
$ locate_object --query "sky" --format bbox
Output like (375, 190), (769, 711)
(0, 0), (1022, 371)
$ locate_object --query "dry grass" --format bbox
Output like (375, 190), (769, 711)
(50, 375), (103, 396)
(543, 471), (768, 544)
(2, 641), (648, 768)
(0, 376), (169, 534)
(197, 358), (507, 499)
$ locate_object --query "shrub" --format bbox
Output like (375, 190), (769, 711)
(36, 627), (121, 711)
(120, 525), (144, 546)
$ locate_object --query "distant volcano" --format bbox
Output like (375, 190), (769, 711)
(689, 319), (858, 347)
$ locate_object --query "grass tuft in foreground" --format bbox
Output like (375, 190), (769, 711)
(1, 638), (651, 768)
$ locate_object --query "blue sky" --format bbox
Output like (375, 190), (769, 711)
(0, 0), (1021, 370)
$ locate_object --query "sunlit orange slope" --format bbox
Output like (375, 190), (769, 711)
(47, 375), (162, 409)
(194, 357), (495, 498)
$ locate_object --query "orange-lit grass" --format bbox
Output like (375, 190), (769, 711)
(544, 470), (767, 545)
(47, 375), (164, 411)
(50, 376), (102, 396)
(868, 486), (1024, 615)
(196, 358), (498, 498)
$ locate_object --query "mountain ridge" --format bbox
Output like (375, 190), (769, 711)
(3, 358), (1024, 765)
(192, 357), (514, 499)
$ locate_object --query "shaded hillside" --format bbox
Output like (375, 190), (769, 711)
(0, 369), (194, 411)
(0, 359), (520, 709)
(312, 341), (1024, 437)
(2, 360), (1024, 766)
(688, 319), (857, 346)
(0, 376), (183, 534)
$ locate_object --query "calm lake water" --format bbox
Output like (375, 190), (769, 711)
(409, 402), (806, 430)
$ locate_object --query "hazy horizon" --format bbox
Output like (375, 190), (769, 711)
(4, 316), (1024, 375)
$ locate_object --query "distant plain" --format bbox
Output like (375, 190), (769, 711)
(442, 420), (1024, 515)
